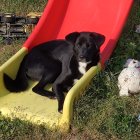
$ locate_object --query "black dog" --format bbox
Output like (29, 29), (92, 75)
(4, 32), (105, 112)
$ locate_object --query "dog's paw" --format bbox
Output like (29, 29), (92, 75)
(58, 99), (64, 113)
(48, 96), (57, 100)
(58, 109), (63, 114)
(58, 105), (63, 113)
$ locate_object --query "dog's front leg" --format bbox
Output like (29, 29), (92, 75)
(53, 54), (73, 113)
(52, 81), (65, 113)
(53, 71), (71, 113)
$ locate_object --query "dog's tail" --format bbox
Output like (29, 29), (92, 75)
(3, 56), (28, 92)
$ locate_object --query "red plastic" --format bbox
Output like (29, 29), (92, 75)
(24, 0), (133, 67)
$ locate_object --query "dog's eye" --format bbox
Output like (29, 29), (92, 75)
(77, 43), (80, 48)
(87, 44), (90, 48)
(133, 61), (136, 63)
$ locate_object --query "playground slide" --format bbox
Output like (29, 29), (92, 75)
(0, 0), (133, 131)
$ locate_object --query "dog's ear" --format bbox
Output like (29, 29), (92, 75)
(90, 32), (105, 48)
(65, 32), (80, 44)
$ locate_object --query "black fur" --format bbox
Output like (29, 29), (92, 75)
(4, 32), (105, 112)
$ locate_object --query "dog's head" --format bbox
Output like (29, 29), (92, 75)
(124, 59), (140, 68)
(65, 32), (105, 63)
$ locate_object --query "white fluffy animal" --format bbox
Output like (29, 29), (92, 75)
(118, 59), (140, 96)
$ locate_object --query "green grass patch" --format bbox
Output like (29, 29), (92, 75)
(0, 0), (47, 15)
(0, 0), (140, 139)
(0, 40), (22, 65)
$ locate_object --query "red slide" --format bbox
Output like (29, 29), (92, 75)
(24, 0), (133, 67)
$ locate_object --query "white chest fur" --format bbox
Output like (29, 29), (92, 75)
(78, 62), (87, 75)
(72, 62), (88, 86)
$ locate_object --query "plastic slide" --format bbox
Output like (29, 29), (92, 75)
(0, 0), (133, 131)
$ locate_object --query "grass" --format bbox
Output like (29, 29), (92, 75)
(0, 0), (140, 139)
(0, 0), (47, 15)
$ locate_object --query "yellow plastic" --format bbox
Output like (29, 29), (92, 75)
(0, 47), (101, 131)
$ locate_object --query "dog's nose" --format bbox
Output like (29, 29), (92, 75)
(79, 55), (84, 59)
